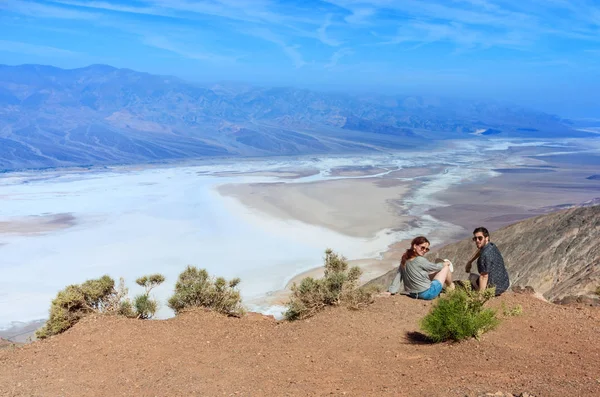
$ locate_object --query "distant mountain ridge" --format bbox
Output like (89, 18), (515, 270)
(0, 64), (588, 170)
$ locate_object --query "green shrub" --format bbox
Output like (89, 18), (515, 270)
(136, 274), (166, 291)
(167, 266), (244, 317)
(134, 294), (158, 319)
(284, 249), (375, 321)
(36, 275), (131, 339)
(118, 299), (136, 318)
(420, 283), (500, 342)
(134, 273), (165, 319)
(502, 303), (523, 317)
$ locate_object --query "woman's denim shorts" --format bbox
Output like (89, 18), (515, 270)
(408, 280), (443, 300)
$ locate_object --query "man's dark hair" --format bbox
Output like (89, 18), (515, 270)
(473, 227), (490, 237)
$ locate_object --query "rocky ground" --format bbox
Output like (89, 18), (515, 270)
(0, 338), (17, 350)
(1, 292), (599, 397)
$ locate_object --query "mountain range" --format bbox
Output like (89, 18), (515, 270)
(0, 64), (591, 170)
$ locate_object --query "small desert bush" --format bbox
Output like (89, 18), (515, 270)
(502, 303), (523, 317)
(596, 286), (600, 296)
(284, 249), (376, 321)
(420, 283), (500, 342)
(167, 266), (244, 317)
(133, 273), (165, 319)
(36, 275), (133, 339)
(133, 295), (157, 319)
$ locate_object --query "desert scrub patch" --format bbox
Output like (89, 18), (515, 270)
(420, 283), (499, 342)
(36, 275), (133, 339)
(502, 302), (523, 317)
(133, 274), (165, 319)
(168, 266), (244, 317)
(284, 249), (376, 321)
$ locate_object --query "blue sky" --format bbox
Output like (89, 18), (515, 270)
(0, 0), (599, 118)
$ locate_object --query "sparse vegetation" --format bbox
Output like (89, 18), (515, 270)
(133, 274), (165, 319)
(596, 286), (600, 297)
(284, 249), (376, 321)
(420, 283), (499, 342)
(36, 275), (133, 339)
(502, 302), (524, 317)
(133, 295), (157, 319)
(167, 266), (244, 317)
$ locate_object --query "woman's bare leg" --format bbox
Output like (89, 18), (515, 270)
(429, 266), (455, 290)
(431, 266), (447, 284)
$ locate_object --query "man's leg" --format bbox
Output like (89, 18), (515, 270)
(469, 273), (479, 289)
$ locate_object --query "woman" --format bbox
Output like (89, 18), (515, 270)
(400, 236), (454, 300)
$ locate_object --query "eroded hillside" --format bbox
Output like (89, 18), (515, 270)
(372, 205), (600, 302)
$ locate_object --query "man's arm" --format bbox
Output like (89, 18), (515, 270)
(478, 272), (489, 292)
(465, 250), (480, 273)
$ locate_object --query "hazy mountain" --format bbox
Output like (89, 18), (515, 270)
(0, 64), (587, 170)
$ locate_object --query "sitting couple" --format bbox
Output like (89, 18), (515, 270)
(398, 227), (510, 300)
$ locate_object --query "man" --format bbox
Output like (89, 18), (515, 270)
(465, 227), (510, 295)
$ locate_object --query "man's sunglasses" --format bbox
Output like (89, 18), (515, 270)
(472, 236), (485, 242)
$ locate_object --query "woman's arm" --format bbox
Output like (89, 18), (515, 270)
(417, 256), (444, 273)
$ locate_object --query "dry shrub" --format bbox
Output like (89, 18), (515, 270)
(36, 275), (133, 339)
(133, 295), (157, 319)
(167, 266), (244, 317)
(502, 302), (524, 317)
(284, 249), (375, 321)
(133, 273), (165, 319)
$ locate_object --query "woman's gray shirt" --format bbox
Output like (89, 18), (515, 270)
(400, 256), (443, 294)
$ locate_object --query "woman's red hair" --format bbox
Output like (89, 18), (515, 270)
(400, 236), (430, 268)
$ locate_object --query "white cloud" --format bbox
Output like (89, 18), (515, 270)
(317, 15), (342, 47)
(325, 48), (353, 68)
(4, 0), (600, 69)
(141, 35), (239, 63)
(344, 8), (375, 24)
(244, 28), (306, 68)
(0, 39), (81, 57)
(51, 0), (163, 16)
(378, 20), (531, 51)
(2, 0), (98, 19)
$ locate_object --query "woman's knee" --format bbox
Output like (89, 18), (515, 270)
(433, 266), (449, 283)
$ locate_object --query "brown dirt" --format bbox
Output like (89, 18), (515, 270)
(0, 339), (17, 350)
(1, 293), (599, 397)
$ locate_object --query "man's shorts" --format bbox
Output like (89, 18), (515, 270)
(408, 280), (443, 300)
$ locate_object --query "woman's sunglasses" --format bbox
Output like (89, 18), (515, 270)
(417, 245), (430, 252)
(472, 236), (485, 242)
